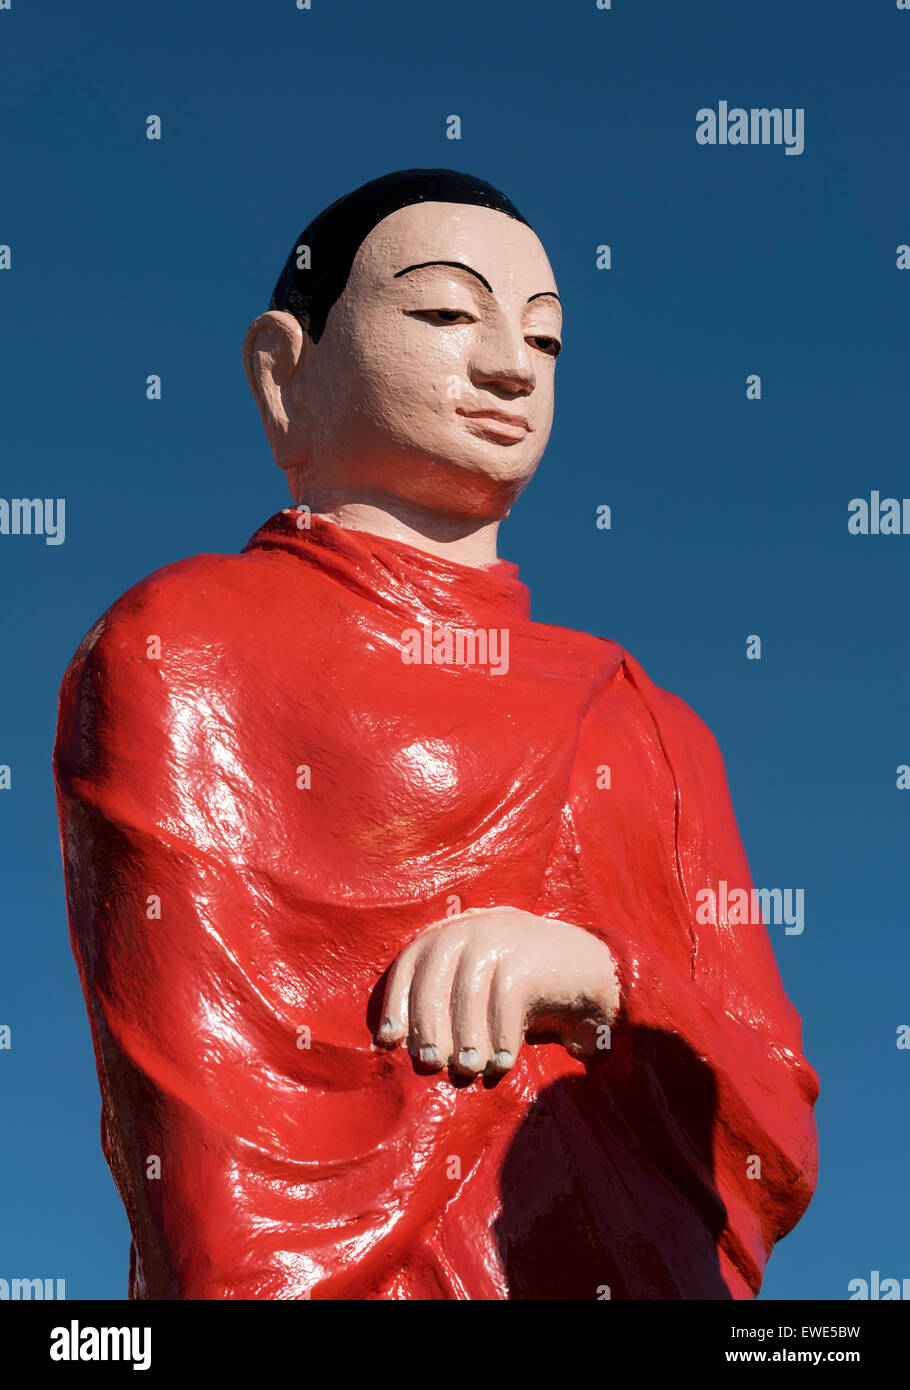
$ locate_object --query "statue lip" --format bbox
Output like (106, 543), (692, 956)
(456, 407), (531, 436)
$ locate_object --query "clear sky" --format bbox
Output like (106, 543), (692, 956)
(1, 0), (907, 1299)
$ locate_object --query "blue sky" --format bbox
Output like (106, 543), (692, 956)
(1, 0), (907, 1299)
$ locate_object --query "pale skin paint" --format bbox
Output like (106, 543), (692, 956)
(243, 200), (618, 1079)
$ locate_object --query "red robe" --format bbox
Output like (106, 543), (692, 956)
(53, 509), (818, 1300)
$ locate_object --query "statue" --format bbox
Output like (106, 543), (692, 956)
(53, 168), (818, 1300)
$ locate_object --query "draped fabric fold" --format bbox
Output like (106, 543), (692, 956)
(54, 509), (818, 1299)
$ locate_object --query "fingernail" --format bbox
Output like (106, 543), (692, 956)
(419, 1045), (440, 1065)
(458, 1048), (481, 1071)
(377, 1017), (399, 1038)
(493, 1050), (514, 1070)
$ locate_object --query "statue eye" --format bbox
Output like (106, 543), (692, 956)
(529, 335), (561, 359)
(406, 309), (476, 325)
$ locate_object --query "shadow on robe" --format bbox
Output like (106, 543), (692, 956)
(493, 1028), (732, 1300)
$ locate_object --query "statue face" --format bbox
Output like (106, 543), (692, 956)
(246, 201), (562, 520)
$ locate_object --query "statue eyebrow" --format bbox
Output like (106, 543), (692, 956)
(394, 260), (560, 306)
(394, 260), (492, 291)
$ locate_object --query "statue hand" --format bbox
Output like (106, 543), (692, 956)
(374, 906), (618, 1078)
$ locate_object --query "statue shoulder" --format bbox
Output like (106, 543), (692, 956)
(59, 546), (298, 682)
(614, 647), (727, 778)
(54, 544), (317, 781)
(54, 546), (305, 755)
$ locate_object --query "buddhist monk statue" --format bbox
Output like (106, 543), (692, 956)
(53, 168), (819, 1300)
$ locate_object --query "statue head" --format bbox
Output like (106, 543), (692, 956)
(243, 169), (561, 528)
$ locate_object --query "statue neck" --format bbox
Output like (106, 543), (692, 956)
(295, 490), (504, 569)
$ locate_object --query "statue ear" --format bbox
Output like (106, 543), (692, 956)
(242, 310), (309, 470)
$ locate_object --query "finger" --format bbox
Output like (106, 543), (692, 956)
(486, 958), (527, 1073)
(376, 937), (425, 1046)
(407, 927), (463, 1069)
(449, 945), (496, 1075)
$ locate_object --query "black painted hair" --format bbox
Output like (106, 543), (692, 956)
(269, 168), (533, 343)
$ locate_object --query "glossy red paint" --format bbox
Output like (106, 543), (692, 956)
(53, 510), (818, 1299)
